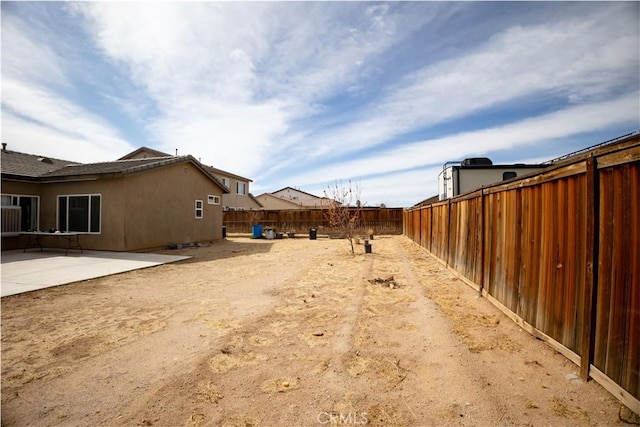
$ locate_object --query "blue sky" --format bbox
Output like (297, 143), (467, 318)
(2, 2), (639, 207)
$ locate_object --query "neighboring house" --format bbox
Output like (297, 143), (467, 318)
(268, 187), (332, 209)
(254, 192), (308, 210)
(206, 166), (262, 211)
(120, 147), (262, 211)
(437, 157), (549, 201)
(1, 145), (228, 251)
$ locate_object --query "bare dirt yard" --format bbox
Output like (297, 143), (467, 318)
(2, 235), (636, 426)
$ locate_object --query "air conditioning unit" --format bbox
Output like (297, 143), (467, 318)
(461, 157), (493, 166)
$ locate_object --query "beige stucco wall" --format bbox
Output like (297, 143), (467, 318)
(255, 194), (303, 210)
(121, 163), (223, 250)
(220, 176), (261, 210)
(1, 181), (42, 199)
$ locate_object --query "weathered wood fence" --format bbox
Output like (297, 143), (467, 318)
(404, 133), (639, 413)
(224, 207), (404, 235)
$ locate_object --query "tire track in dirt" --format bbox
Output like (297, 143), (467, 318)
(395, 238), (625, 426)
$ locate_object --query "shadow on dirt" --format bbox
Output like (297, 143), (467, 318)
(165, 238), (276, 264)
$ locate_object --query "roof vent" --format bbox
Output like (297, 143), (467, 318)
(461, 157), (492, 166)
(38, 157), (53, 164)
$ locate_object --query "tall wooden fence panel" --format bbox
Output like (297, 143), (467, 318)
(594, 158), (639, 401)
(403, 134), (640, 412)
(224, 208), (404, 235)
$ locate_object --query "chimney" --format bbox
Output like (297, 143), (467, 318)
(2, 143), (6, 152)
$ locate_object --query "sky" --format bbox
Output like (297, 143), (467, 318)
(2, 2), (639, 207)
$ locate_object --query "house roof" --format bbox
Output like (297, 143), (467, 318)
(255, 192), (305, 208)
(248, 193), (264, 208)
(118, 146), (172, 160)
(412, 195), (440, 208)
(1, 150), (229, 193)
(40, 156), (191, 178)
(0, 149), (79, 179)
(271, 186), (321, 199)
(119, 146), (253, 183)
(205, 166), (252, 183)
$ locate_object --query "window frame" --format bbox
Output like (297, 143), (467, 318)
(502, 171), (517, 180)
(57, 194), (101, 233)
(221, 177), (230, 188)
(236, 181), (246, 196)
(208, 195), (220, 205)
(195, 199), (204, 219)
(1, 193), (40, 232)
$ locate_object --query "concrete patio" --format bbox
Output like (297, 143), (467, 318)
(0, 249), (190, 297)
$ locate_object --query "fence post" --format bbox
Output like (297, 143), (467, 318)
(581, 156), (598, 381)
(429, 206), (433, 252)
(446, 199), (451, 267)
(479, 190), (485, 296)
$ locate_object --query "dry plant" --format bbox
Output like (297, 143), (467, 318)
(323, 180), (363, 254)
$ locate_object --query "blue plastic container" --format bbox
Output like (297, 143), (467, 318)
(251, 224), (263, 239)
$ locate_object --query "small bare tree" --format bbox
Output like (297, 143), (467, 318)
(323, 180), (363, 254)
(248, 210), (263, 231)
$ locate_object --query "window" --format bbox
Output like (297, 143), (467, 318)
(195, 200), (204, 219)
(208, 195), (220, 205)
(236, 181), (246, 195)
(1, 194), (39, 232)
(221, 177), (230, 188)
(57, 195), (101, 233)
(502, 171), (517, 180)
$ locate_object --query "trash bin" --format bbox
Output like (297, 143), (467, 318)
(252, 224), (263, 239)
(309, 228), (317, 240)
(222, 226), (227, 239)
(364, 242), (372, 253)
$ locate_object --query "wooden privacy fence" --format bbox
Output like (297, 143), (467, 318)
(404, 134), (639, 413)
(224, 207), (404, 235)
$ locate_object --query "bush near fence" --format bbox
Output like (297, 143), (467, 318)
(404, 133), (639, 414)
(223, 207), (404, 235)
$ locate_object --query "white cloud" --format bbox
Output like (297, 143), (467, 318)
(2, 111), (133, 162)
(283, 92), (639, 195)
(285, 11), (639, 164)
(2, 79), (133, 160)
(1, 12), (69, 88)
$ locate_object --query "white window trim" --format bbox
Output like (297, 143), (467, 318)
(1, 193), (40, 234)
(221, 177), (230, 188)
(195, 199), (204, 219)
(57, 193), (102, 234)
(208, 195), (220, 205)
(236, 181), (246, 196)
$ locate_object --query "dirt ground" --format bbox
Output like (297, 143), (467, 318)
(2, 235), (637, 426)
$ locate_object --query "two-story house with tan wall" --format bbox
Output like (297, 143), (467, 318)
(120, 148), (262, 211)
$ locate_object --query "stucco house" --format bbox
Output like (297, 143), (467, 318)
(1, 144), (228, 252)
(257, 187), (333, 210)
(254, 192), (308, 210)
(120, 147), (262, 211)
